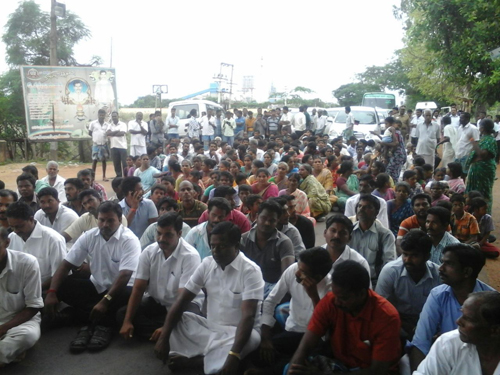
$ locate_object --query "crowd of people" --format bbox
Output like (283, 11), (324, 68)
(0, 103), (499, 375)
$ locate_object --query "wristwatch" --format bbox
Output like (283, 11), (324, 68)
(103, 294), (113, 302)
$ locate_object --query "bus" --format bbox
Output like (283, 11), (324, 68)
(361, 92), (396, 110)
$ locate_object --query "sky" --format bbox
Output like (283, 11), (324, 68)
(0, 0), (405, 106)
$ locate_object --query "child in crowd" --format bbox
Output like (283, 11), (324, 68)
(235, 172), (249, 186)
(414, 166), (426, 189)
(466, 190), (484, 213)
(245, 194), (262, 224)
(237, 184), (252, 214)
(446, 162), (466, 195)
(373, 173), (395, 201)
(450, 194), (480, 245)
(160, 176), (179, 201)
(430, 181), (450, 206)
(402, 170), (424, 198)
(471, 197), (500, 258)
(422, 164), (434, 185)
(424, 167), (449, 194)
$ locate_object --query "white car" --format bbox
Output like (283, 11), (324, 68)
(325, 106), (383, 140)
(167, 99), (225, 137)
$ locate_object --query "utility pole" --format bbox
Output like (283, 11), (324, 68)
(49, 0), (58, 160)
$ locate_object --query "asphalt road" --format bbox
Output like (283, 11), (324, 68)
(2, 220), (328, 375)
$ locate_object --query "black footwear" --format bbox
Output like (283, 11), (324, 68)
(69, 326), (92, 354)
(87, 325), (112, 352)
(42, 307), (76, 332)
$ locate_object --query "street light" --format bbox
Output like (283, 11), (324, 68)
(152, 85), (168, 111)
(221, 63), (234, 108)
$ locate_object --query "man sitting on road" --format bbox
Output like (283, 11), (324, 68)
(414, 291), (500, 375)
(178, 180), (208, 228)
(284, 195), (315, 249)
(17, 173), (40, 213)
(119, 176), (158, 239)
(286, 261), (401, 374)
(240, 200), (295, 298)
(375, 230), (441, 340)
(118, 212), (201, 341)
(154, 222), (264, 374)
(269, 196), (306, 257)
(409, 243), (495, 372)
(0, 189), (17, 232)
(62, 178), (86, 216)
(77, 168), (108, 201)
(34, 187), (79, 236)
(39, 161), (66, 202)
(0, 228), (44, 367)
(7, 202), (66, 291)
(397, 193), (432, 253)
(426, 206), (460, 264)
(44, 202), (140, 354)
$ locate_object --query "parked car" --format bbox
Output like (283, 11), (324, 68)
(167, 99), (224, 137)
(324, 106), (383, 141)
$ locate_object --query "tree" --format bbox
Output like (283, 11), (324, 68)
(332, 83), (381, 107)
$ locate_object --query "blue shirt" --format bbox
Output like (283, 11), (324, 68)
(184, 221), (211, 260)
(235, 116), (245, 132)
(430, 232), (460, 264)
(410, 280), (494, 355)
(119, 199), (158, 239)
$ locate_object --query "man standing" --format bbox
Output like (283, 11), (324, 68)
(106, 111), (128, 178)
(315, 109), (327, 135)
(448, 105), (461, 128)
(235, 110), (246, 136)
(6, 202), (66, 291)
(410, 108), (424, 146)
(149, 111), (165, 148)
(416, 110), (441, 167)
(455, 112), (480, 175)
(245, 111), (256, 137)
(154, 222), (264, 374)
(349, 194), (396, 286)
(166, 108), (180, 141)
(344, 106), (355, 139)
(222, 111), (236, 146)
(394, 105), (410, 141)
(294, 106), (306, 137)
(0, 228), (43, 367)
(34, 187), (79, 236)
(40, 161), (66, 202)
(89, 109), (110, 181)
(119, 212), (201, 341)
(200, 109), (216, 151)
(426, 206), (459, 264)
(128, 112), (148, 157)
(44, 202), (140, 353)
(62, 178), (85, 216)
(0, 190), (17, 232)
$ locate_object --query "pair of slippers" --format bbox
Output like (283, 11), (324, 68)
(70, 326), (112, 354)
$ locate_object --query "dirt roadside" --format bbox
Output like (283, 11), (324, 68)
(1, 161), (499, 290)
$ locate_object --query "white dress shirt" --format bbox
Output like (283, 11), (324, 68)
(200, 115), (216, 136)
(0, 249), (43, 324)
(410, 115), (424, 137)
(8, 222), (66, 284)
(136, 239), (201, 308)
(88, 120), (110, 145)
(34, 204), (79, 235)
(414, 329), (500, 375)
(108, 121), (128, 149)
(166, 115), (180, 135)
(128, 120), (148, 147)
(294, 112), (306, 131)
(416, 121), (441, 156)
(40, 175), (67, 203)
(455, 123), (480, 159)
(344, 193), (389, 229)
(322, 244), (372, 287)
(63, 212), (128, 242)
(65, 226), (140, 293)
(185, 252), (264, 330)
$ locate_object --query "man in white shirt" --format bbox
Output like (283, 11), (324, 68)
(294, 106), (306, 137)
(89, 109), (110, 181)
(39, 161), (66, 202)
(119, 212), (201, 341)
(416, 110), (441, 167)
(344, 106), (355, 139)
(128, 112), (148, 157)
(154, 222), (264, 374)
(106, 111), (128, 178)
(7, 201), (66, 291)
(44, 201), (140, 353)
(166, 108), (180, 141)
(260, 247), (332, 370)
(414, 291), (500, 375)
(0, 228), (44, 367)
(410, 108), (424, 146)
(448, 105), (461, 128)
(315, 109), (327, 135)
(455, 112), (480, 175)
(200, 109), (216, 151)
(34, 187), (79, 235)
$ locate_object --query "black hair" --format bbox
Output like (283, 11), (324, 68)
(372, 161), (386, 173)
(427, 206), (452, 227)
(157, 212), (183, 232)
(213, 186), (236, 199)
(256, 168), (270, 177)
(442, 116), (451, 125)
(401, 229), (433, 255)
(0, 189), (18, 201)
(65, 177), (84, 190)
(258, 199), (283, 217)
(402, 170), (417, 180)
(37, 187), (59, 200)
(219, 160), (231, 170)
(450, 193), (466, 204)
(447, 162), (463, 179)
(168, 160), (182, 173)
(210, 221), (241, 245)
(331, 260), (370, 292)
(411, 193), (432, 206)
(77, 168), (93, 178)
(6, 201), (34, 220)
(325, 214), (354, 235)
(481, 119), (495, 134)
(470, 291), (500, 325)
(470, 197), (488, 211)
(121, 176), (142, 196)
(16, 173), (36, 188)
(151, 184), (168, 195)
(245, 194), (262, 208)
(299, 247), (334, 279)
(22, 165), (39, 179)
(395, 181), (411, 194)
(413, 157), (425, 167)
(357, 194), (381, 214)
(436, 200), (453, 212)
(161, 176), (176, 185)
(0, 180), (4, 190)
(98, 201), (122, 219)
(0, 227), (8, 241)
(375, 173), (391, 189)
(78, 189), (101, 202)
(422, 164), (434, 173)
(157, 196), (178, 211)
(338, 161), (354, 175)
(207, 197), (232, 215)
(443, 243), (485, 279)
(238, 184), (252, 193)
(219, 171), (234, 183)
(252, 160), (265, 169)
(203, 158), (217, 169)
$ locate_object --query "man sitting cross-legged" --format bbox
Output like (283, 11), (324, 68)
(154, 221), (264, 374)
(118, 212), (201, 342)
(44, 201), (140, 353)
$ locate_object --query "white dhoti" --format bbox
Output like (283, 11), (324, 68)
(130, 145), (147, 157)
(0, 316), (41, 365)
(169, 312), (261, 374)
(420, 154), (435, 167)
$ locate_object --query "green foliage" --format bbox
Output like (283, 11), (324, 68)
(124, 95), (180, 108)
(332, 82), (381, 107)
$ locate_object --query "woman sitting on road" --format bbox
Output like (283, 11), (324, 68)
(334, 160), (359, 211)
(251, 168), (279, 201)
(269, 162), (289, 191)
(298, 163), (332, 220)
(387, 181), (413, 236)
(278, 173), (313, 221)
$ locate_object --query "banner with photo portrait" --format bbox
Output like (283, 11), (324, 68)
(20, 66), (118, 140)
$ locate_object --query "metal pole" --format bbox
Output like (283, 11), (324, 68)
(49, 0), (58, 160)
(228, 64), (234, 109)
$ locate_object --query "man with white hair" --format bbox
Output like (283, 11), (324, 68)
(415, 110), (441, 167)
(40, 161), (66, 203)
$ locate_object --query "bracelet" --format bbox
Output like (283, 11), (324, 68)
(228, 351), (241, 360)
(129, 208), (137, 212)
(47, 289), (57, 294)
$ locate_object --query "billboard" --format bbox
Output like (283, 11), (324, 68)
(20, 66), (118, 140)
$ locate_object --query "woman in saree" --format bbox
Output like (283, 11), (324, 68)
(263, 152), (278, 176)
(298, 163), (332, 219)
(465, 119), (497, 213)
(334, 160), (359, 211)
(240, 154), (253, 176)
(133, 154), (160, 194)
(201, 158), (217, 188)
(251, 168), (279, 201)
(386, 181), (414, 236)
(269, 162), (289, 191)
(248, 160), (265, 186)
(279, 172), (312, 219)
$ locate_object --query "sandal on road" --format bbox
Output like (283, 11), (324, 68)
(69, 326), (92, 354)
(87, 325), (112, 352)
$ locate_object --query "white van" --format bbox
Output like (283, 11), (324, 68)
(415, 101), (438, 111)
(167, 99), (225, 137)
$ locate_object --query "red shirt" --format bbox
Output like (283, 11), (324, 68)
(307, 290), (401, 370)
(198, 209), (251, 233)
